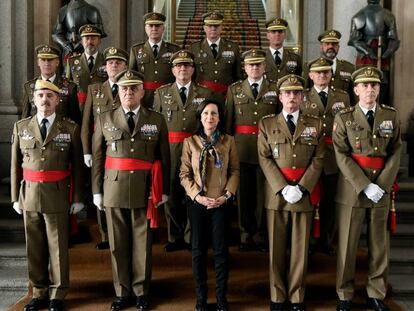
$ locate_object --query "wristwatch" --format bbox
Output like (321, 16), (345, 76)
(223, 192), (231, 201)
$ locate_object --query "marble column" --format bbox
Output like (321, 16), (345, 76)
(302, 0), (325, 61)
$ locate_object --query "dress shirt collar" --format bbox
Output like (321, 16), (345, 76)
(84, 51), (99, 60)
(282, 109), (300, 125)
(41, 74), (57, 83)
(359, 103), (376, 115)
(207, 38), (221, 48)
(248, 77), (264, 91)
(37, 112), (56, 128)
(148, 40), (163, 49)
(269, 46), (284, 59)
(313, 85), (329, 94)
(176, 81), (192, 93)
(122, 106), (140, 115)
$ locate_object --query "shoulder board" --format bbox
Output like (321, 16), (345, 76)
(335, 88), (348, 95)
(338, 59), (354, 67)
(165, 41), (180, 48)
(25, 78), (37, 87)
(190, 39), (202, 46)
(230, 80), (243, 87)
(261, 113), (276, 120)
(158, 83), (173, 89)
(17, 116), (33, 124)
(303, 113), (320, 120)
(69, 54), (81, 60)
(131, 42), (146, 48)
(339, 106), (355, 114)
(62, 117), (76, 124)
(381, 104), (396, 111)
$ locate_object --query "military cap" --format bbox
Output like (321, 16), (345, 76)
(266, 17), (288, 31)
(35, 44), (60, 59)
(277, 74), (305, 91)
(242, 49), (266, 64)
(144, 12), (166, 25)
(103, 47), (128, 62)
(170, 50), (194, 66)
(202, 11), (224, 25)
(352, 66), (383, 84)
(34, 80), (61, 94)
(79, 24), (102, 37)
(318, 29), (341, 43)
(115, 70), (144, 86)
(308, 57), (333, 71)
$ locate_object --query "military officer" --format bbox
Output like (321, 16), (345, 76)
(302, 57), (350, 255)
(303, 30), (355, 102)
(81, 46), (128, 250)
(225, 49), (279, 252)
(92, 70), (170, 311)
(129, 12), (180, 109)
(257, 74), (324, 311)
(11, 80), (84, 311)
(154, 50), (212, 252)
(21, 44), (81, 125)
(190, 11), (243, 103)
(66, 24), (107, 111)
(264, 17), (302, 82)
(333, 67), (401, 311)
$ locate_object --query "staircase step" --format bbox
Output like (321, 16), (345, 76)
(389, 274), (414, 298)
(0, 219), (25, 243)
(395, 202), (414, 224)
(390, 247), (414, 274)
(390, 224), (414, 247)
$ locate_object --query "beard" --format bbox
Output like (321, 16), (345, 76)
(323, 49), (337, 59)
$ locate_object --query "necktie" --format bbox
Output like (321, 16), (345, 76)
(127, 111), (135, 133)
(111, 84), (118, 98)
(251, 83), (259, 99)
(287, 114), (296, 135)
(40, 118), (48, 141)
(153, 44), (158, 58)
(211, 43), (218, 58)
(319, 91), (328, 107)
(274, 50), (282, 66)
(179, 87), (187, 104)
(88, 55), (94, 71)
(366, 110), (374, 129)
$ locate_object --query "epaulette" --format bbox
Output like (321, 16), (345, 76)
(158, 83), (173, 90)
(339, 106), (355, 114)
(303, 113), (320, 120)
(261, 113), (276, 120)
(335, 88), (348, 95)
(131, 42), (146, 48)
(190, 39), (202, 46)
(166, 41), (180, 48)
(230, 80), (243, 87)
(62, 117), (76, 124)
(69, 54), (81, 60)
(381, 104), (396, 111)
(16, 116), (33, 124)
(25, 78), (37, 88)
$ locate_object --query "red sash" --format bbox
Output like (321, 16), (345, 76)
(168, 131), (192, 143)
(143, 81), (163, 90)
(199, 80), (228, 94)
(351, 154), (385, 169)
(23, 169), (70, 182)
(324, 136), (333, 145)
(234, 125), (259, 135)
(77, 91), (87, 105)
(104, 156), (163, 228)
(279, 167), (321, 205)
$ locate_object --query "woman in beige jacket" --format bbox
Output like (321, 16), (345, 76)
(180, 99), (239, 311)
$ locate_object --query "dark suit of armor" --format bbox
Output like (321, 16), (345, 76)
(52, 0), (107, 55)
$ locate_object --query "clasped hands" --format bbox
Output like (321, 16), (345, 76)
(281, 185), (304, 204)
(195, 194), (227, 209)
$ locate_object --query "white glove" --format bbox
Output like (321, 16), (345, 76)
(156, 194), (169, 208)
(70, 202), (84, 214)
(282, 185), (303, 204)
(93, 193), (104, 211)
(13, 202), (22, 215)
(363, 183), (385, 203)
(84, 154), (92, 168)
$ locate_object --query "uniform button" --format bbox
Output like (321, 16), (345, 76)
(111, 136), (114, 140)
(253, 121), (257, 125)
(254, 111), (257, 115)
(322, 115), (326, 119)
(130, 149), (134, 152)
(130, 138), (134, 142)
(277, 69), (281, 73)
(254, 102), (258, 105)
(374, 147), (378, 151)
(41, 147), (46, 150)
(183, 117), (186, 121)
(356, 137), (359, 140)
(214, 79), (218, 83)
(214, 70), (218, 74)
(41, 157), (45, 161)
(154, 60), (158, 64)
(214, 62), (218, 65)
(90, 75), (93, 78)
(292, 142), (296, 146)
(292, 154), (297, 157)
(130, 170), (134, 174)
(61, 148), (64, 151)
(292, 166), (296, 170)
(183, 127), (187, 131)
(154, 71), (158, 74)
(292, 179), (297, 182)
(373, 170), (377, 174)
(308, 143), (312, 145)
(183, 109), (186, 112)
(323, 132), (326, 136)
(323, 123), (326, 127)
(40, 169), (44, 172)
(373, 135), (377, 139)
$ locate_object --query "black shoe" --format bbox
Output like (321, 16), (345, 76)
(165, 240), (187, 252)
(49, 299), (65, 311)
(136, 295), (149, 310)
(195, 301), (208, 311)
(24, 298), (50, 311)
(217, 300), (229, 311)
(336, 300), (352, 311)
(96, 241), (110, 250)
(270, 301), (284, 311)
(367, 298), (390, 311)
(291, 303), (305, 311)
(111, 297), (132, 311)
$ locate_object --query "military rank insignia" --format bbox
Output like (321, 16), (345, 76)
(379, 120), (393, 134)
(301, 126), (317, 140)
(332, 102), (345, 115)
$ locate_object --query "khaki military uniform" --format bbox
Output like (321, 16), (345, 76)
(190, 38), (243, 102)
(304, 59), (355, 102)
(92, 106), (170, 297)
(154, 82), (211, 243)
(225, 78), (279, 244)
(333, 104), (401, 300)
(66, 52), (108, 111)
(11, 115), (84, 300)
(129, 41), (180, 109)
(302, 87), (350, 245)
(264, 48), (302, 82)
(81, 80), (120, 243)
(21, 76), (81, 124)
(257, 112), (324, 303)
